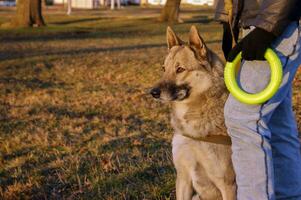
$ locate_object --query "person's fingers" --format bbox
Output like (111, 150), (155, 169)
(241, 40), (249, 60)
(227, 43), (242, 62)
(257, 48), (267, 60)
(241, 45), (254, 61)
(239, 27), (274, 61)
(242, 43), (266, 61)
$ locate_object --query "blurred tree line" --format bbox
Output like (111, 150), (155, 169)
(12, 0), (181, 27)
(11, 0), (181, 27)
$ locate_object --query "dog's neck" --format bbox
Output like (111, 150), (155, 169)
(171, 78), (229, 138)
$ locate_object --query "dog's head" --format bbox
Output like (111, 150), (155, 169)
(150, 26), (224, 102)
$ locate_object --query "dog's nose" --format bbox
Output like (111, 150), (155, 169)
(150, 88), (161, 98)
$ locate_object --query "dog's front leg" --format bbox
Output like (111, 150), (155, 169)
(176, 174), (193, 200)
(219, 184), (236, 200)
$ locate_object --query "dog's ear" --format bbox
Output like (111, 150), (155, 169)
(189, 25), (208, 58)
(166, 26), (183, 50)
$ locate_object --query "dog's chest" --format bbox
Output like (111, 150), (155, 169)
(171, 104), (211, 138)
(174, 104), (188, 119)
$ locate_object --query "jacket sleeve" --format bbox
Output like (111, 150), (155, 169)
(214, 0), (229, 23)
(251, 0), (298, 36)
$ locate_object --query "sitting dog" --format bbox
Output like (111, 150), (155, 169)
(150, 26), (236, 200)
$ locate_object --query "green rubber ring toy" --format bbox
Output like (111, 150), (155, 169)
(224, 48), (283, 105)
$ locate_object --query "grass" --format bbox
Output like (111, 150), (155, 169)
(0, 5), (300, 200)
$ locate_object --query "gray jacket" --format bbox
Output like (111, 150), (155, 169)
(215, 0), (301, 36)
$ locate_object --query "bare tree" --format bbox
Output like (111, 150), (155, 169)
(13, 0), (45, 27)
(140, 0), (148, 6)
(159, 0), (181, 23)
(111, 0), (121, 10)
(100, 0), (108, 7)
(67, 0), (72, 15)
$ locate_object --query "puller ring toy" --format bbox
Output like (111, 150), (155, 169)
(224, 48), (283, 105)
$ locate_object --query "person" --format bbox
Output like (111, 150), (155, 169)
(214, 0), (301, 199)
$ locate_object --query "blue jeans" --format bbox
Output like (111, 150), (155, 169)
(224, 21), (301, 200)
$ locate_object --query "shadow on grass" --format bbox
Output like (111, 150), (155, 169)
(46, 105), (170, 134)
(0, 27), (165, 43)
(0, 77), (66, 90)
(0, 14), (217, 44)
(52, 17), (107, 25)
(0, 76), (173, 197)
(0, 29), (93, 43)
(97, 135), (175, 199)
(181, 7), (214, 14)
(46, 106), (104, 120)
(184, 15), (214, 24)
(0, 43), (165, 61)
(0, 39), (221, 61)
(0, 132), (175, 199)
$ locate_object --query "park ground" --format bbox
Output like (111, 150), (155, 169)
(0, 5), (300, 200)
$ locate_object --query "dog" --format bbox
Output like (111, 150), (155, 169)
(150, 26), (236, 200)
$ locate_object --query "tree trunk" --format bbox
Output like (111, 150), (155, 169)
(159, 0), (181, 23)
(117, 0), (121, 9)
(67, 0), (72, 15)
(13, 0), (45, 27)
(111, 0), (114, 10)
(140, 0), (148, 6)
(110, 0), (121, 10)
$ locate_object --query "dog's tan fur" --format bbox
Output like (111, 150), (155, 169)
(151, 26), (236, 200)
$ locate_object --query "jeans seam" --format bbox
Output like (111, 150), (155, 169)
(257, 104), (270, 200)
(259, 49), (293, 200)
(261, 135), (270, 200)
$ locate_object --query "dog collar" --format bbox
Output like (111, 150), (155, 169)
(182, 133), (232, 145)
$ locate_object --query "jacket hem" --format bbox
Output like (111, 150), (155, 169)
(214, 12), (229, 23)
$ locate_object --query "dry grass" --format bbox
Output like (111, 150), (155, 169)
(0, 5), (300, 200)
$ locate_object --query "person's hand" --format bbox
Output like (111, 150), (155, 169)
(227, 27), (276, 62)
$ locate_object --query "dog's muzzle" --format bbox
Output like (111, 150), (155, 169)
(150, 83), (190, 101)
(176, 87), (190, 100)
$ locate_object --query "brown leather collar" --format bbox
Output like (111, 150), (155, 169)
(182, 134), (232, 146)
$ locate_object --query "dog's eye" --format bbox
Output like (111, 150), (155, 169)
(162, 66), (165, 72)
(176, 67), (185, 74)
